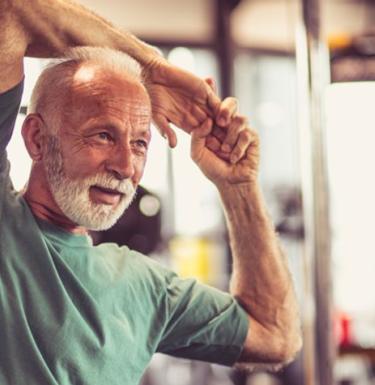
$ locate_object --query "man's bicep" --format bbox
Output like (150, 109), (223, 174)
(157, 275), (249, 366)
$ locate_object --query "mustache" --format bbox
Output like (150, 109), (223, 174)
(82, 173), (136, 195)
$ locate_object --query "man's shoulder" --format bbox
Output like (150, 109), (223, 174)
(94, 242), (174, 288)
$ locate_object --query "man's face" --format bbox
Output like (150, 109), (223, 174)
(43, 68), (152, 231)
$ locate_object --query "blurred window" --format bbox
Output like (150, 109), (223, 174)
(326, 82), (375, 328)
(234, 52), (303, 301)
(234, 53), (300, 191)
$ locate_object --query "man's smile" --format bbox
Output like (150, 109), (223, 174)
(90, 185), (123, 205)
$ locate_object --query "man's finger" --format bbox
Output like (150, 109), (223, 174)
(204, 77), (217, 94)
(216, 97), (238, 127)
(206, 135), (221, 152)
(221, 115), (248, 153)
(191, 119), (213, 161)
(206, 86), (221, 118)
(153, 114), (177, 148)
(212, 126), (226, 142)
(206, 135), (231, 161)
(229, 128), (253, 164)
(193, 118), (213, 140)
(191, 104), (208, 126)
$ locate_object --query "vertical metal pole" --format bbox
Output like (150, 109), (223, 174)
(295, 0), (334, 384)
(165, 146), (176, 237)
(215, 0), (235, 98)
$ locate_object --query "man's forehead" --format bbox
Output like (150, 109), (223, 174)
(64, 65), (151, 117)
(70, 63), (149, 103)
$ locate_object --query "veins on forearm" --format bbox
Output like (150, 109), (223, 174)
(222, 184), (295, 321)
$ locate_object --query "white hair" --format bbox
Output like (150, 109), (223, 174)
(28, 46), (144, 133)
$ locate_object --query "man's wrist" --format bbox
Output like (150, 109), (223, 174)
(116, 31), (164, 68)
(216, 179), (260, 198)
(217, 179), (267, 217)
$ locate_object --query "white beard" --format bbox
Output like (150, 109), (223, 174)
(44, 135), (136, 231)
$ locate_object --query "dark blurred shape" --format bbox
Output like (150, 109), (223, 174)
(331, 33), (375, 82)
(274, 185), (304, 240)
(91, 185), (162, 254)
(227, 0), (242, 11)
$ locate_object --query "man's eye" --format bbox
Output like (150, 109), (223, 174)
(134, 140), (148, 149)
(97, 132), (112, 141)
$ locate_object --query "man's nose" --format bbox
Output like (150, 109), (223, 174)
(105, 145), (135, 180)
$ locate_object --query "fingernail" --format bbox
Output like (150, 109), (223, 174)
(230, 155), (237, 164)
(218, 117), (226, 126)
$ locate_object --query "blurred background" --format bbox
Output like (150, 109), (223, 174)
(8, 0), (375, 384)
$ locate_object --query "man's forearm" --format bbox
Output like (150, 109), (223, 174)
(8, 0), (160, 66)
(219, 182), (301, 359)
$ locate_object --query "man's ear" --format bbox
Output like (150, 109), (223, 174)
(21, 114), (45, 161)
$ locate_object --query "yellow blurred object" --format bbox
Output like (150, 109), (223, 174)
(327, 34), (352, 50)
(169, 236), (224, 285)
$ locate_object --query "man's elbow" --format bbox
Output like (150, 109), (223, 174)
(267, 311), (303, 365)
(235, 331), (302, 373)
(237, 320), (303, 372)
(274, 329), (303, 365)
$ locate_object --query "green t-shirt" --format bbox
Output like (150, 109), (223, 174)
(0, 81), (249, 385)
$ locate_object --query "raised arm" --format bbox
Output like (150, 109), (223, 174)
(0, 1), (26, 91)
(0, 0), (220, 143)
(190, 113), (302, 368)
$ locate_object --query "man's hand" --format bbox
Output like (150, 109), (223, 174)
(144, 59), (221, 148)
(190, 113), (259, 186)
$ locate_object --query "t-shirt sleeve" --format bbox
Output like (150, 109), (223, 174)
(0, 80), (24, 215)
(157, 272), (249, 366)
(0, 80), (24, 154)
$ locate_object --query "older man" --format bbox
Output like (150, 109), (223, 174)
(0, 1), (302, 384)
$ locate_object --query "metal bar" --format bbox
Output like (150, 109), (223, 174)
(164, 146), (176, 238)
(295, 0), (334, 384)
(215, 0), (235, 98)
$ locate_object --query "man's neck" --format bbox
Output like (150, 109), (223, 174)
(23, 168), (88, 236)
